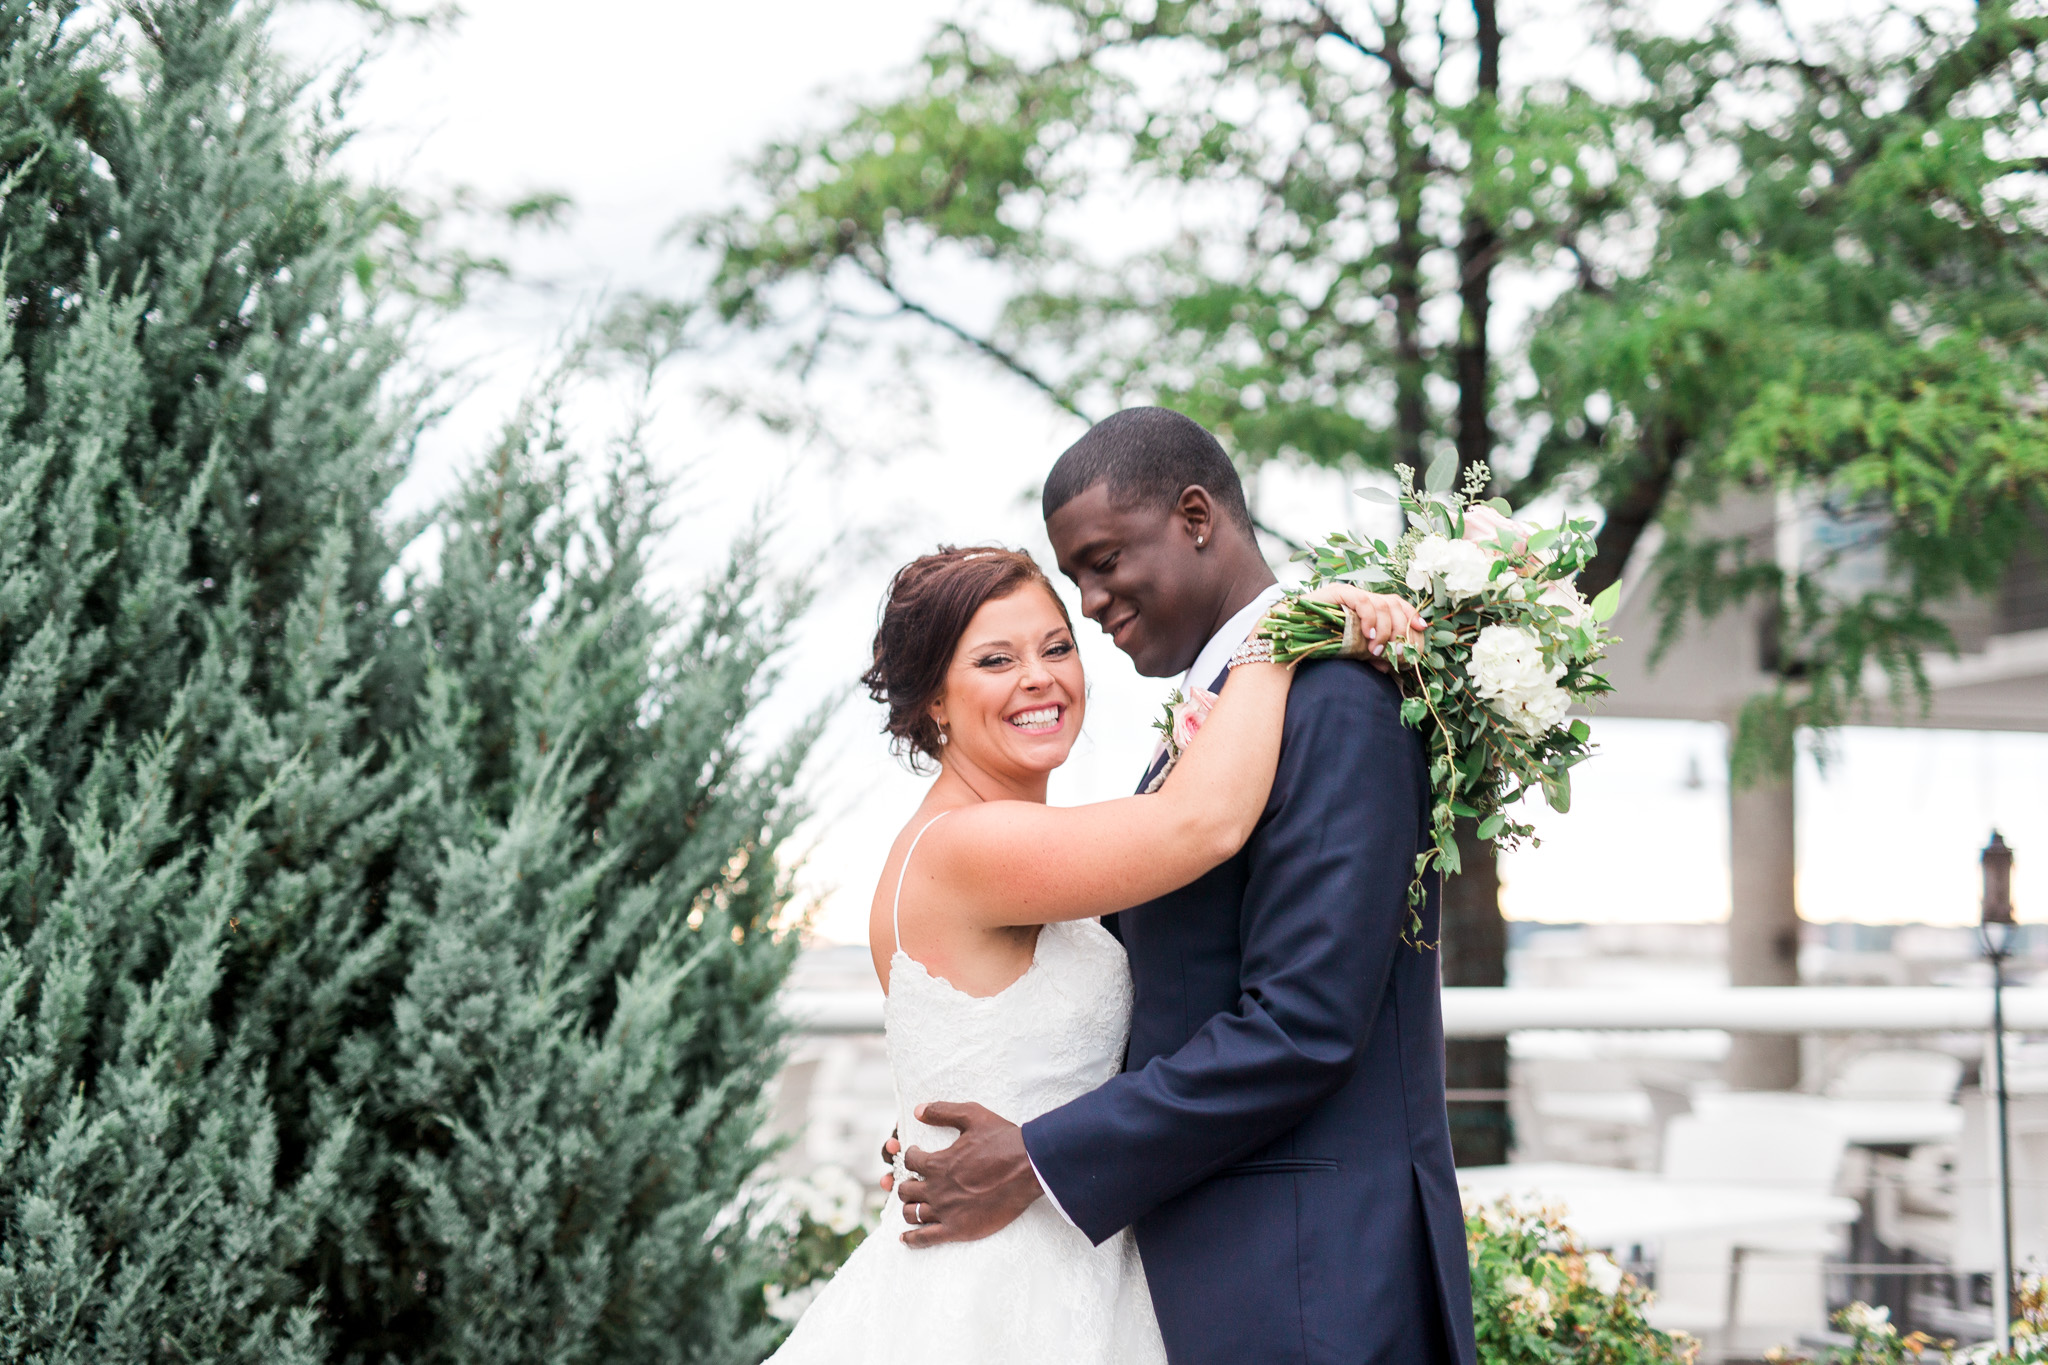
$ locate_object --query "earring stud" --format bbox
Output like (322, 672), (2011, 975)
(1196, 535), (1206, 547)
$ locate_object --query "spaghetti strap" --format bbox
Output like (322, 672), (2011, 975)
(891, 810), (952, 956)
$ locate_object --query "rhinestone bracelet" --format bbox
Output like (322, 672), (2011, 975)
(1228, 634), (1276, 668)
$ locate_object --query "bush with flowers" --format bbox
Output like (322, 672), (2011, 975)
(757, 1165), (876, 1326)
(1467, 1198), (1697, 1364)
(1767, 1279), (2048, 1365)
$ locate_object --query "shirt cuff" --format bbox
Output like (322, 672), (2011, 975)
(1027, 1151), (1078, 1228)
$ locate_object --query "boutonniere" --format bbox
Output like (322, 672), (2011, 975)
(1143, 685), (1219, 793)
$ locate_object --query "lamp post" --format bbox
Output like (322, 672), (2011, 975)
(1978, 831), (2016, 1354)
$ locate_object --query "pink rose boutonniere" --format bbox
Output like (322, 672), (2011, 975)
(1144, 685), (1219, 793)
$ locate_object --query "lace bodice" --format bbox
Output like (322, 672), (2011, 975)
(887, 917), (1135, 1165)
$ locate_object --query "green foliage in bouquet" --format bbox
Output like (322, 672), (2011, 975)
(1467, 1199), (1695, 1365)
(1258, 455), (1620, 934)
(0, 3), (811, 1361)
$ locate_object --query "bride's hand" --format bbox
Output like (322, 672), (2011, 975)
(880, 1130), (901, 1194)
(1303, 584), (1426, 665)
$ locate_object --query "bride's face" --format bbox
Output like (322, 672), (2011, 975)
(932, 585), (1086, 778)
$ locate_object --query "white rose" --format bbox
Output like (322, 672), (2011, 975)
(1468, 625), (1570, 737)
(1404, 534), (1495, 600)
(1583, 1252), (1623, 1297)
(1508, 683), (1572, 737)
(1469, 624), (1557, 699)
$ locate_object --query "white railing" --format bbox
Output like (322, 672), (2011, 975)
(781, 986), (2048, 1036)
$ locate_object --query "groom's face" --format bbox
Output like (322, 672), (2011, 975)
(1046, 482), (1214, 679)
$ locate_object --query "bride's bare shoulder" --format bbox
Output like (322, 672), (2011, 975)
(867, 801), (972, 947)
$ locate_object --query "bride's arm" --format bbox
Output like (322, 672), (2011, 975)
(917, 587), (1420, 930)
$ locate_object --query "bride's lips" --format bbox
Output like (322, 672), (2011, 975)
(1005, 703), (1066, 735)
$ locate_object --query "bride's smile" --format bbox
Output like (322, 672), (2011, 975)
(1006, 703), (1064, 733)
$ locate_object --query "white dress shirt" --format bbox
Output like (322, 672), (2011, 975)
(1031, 581), (1288, 1228)
(1184, 583), (1289, 695)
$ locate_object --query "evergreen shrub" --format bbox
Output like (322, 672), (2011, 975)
(0, 3), (811, 1360)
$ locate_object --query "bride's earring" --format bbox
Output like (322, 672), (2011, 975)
(1195, 535), (1206, 548)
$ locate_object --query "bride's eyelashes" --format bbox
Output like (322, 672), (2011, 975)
(971, 636), (1075, 671)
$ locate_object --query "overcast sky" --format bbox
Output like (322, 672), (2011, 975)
(282, 0), (2045, 940)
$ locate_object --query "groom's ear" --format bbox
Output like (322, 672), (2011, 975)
(1176, 485), (1216, 549)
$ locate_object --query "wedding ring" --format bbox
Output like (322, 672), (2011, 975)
(912, 1204), (923, 1224)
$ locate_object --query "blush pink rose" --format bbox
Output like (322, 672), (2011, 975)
(1171, 686), (1220, 753)
(1460, 504), (1536, 556)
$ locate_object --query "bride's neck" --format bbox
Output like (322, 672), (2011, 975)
(935, 752), (1049, 806)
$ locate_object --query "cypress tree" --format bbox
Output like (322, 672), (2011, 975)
(0, 4), (811, 1360)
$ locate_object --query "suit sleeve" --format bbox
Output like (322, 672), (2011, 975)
(1020, 659), (1425, 1245)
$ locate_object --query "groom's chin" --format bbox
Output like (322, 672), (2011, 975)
(1125, 638), (1193, 679)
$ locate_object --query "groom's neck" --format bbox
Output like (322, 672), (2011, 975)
(1197, 551), (1280, 648)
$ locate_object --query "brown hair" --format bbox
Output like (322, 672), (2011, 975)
(862, 545), (1073, 770)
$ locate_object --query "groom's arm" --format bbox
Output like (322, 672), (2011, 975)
(1019, 659), (1424, 1246)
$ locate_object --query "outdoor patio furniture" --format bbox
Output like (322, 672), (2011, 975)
(1643, 1113), (1853, 1361)
(1951, 1089), (2048, 1274)
(1453, 1161), (1861, 1248)
(1826, 1049), (1964, 1103)
(1691, 1089), (1964, 1149)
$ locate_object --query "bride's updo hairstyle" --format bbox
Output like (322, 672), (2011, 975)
(863, 545), (1074, 771)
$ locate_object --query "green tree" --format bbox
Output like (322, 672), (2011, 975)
(1527, 0), (2048, 1083)
(698, 0), (1635, 1164)
(701, 0), (2048, 1116)
(0, 3), (810, 1359)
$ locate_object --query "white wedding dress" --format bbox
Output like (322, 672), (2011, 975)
(768, 814), (1168, 1364)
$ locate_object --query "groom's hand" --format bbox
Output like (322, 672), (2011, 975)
(895, 1101), (1042, 1248)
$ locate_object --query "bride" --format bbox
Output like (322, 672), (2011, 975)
(767, 544), (1418, 1364)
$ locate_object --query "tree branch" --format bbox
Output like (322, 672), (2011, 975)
(1303, 2), (1434, 97)
(860, 264), (1094, 424)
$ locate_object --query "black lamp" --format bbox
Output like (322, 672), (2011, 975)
(1978, 831), (2016, 1353)
(1982, 831), (2016, 950)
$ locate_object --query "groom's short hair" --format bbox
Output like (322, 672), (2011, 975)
(1042, 407), (1253, 533)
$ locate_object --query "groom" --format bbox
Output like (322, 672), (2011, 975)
(894, 407), (1477, 1365)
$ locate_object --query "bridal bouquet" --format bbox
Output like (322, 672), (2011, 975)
(1259, 458), (1618, 936)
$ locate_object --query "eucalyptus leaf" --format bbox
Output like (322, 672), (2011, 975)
(1424, 450), (1458, 494)
(1354, 485), (1399, 506)
(1590, 580), (1623, 623)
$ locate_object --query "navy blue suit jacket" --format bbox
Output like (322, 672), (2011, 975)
(1022, 659), (1477, 1365)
